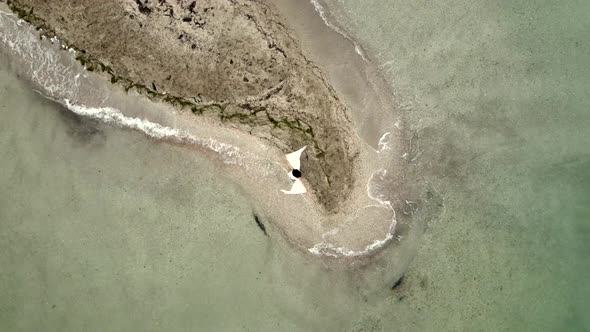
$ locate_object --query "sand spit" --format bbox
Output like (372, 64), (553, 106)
(1, 0), (444, 264)
(5, 0), (360, 213)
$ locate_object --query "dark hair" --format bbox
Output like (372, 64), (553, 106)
(292, 169), (302, 178)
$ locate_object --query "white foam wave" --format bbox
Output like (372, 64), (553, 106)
(63, 100), (275, 175)
(309, 0), (368, 61)
(365, 131), (395, 154)
(0, 10), (81, 101)
(308, 233), (393, 257)
(377, 132), (393, 153)
(307, 168), (397, 257)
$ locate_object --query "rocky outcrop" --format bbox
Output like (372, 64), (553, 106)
(6, 0), (360, 213)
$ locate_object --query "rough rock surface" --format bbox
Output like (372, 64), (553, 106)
(6, 0), (360, 213)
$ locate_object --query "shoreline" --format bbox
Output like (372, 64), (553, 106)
(0, 0), (441, 264)
(5, 0), (361, 214)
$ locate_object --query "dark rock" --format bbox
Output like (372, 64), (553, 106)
(253, 213), (267, 236)
(134, 0), (152, 15)
(188, 1), (196, 13)
(391, 275), (404, 290)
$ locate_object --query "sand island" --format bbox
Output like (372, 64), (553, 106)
(6, 0), (360, 214)
(2, 0), (441, 262)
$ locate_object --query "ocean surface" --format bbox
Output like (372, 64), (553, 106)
(320, 0), (590, 330)
(1, 1), (589, 331)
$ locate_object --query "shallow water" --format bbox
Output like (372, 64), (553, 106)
(320, 0), (590, 330)
(1, 0), (589, 331)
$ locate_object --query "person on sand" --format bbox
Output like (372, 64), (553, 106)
(281, 146), (307, 195)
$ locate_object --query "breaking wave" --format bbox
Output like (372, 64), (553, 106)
(309, 0), (368, 61)
(0, 10), (81, 101)
(307, 132), (398, 257)
(63, 100), (276, 175)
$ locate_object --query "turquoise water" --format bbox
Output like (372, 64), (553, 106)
(1, 0), (589, 331)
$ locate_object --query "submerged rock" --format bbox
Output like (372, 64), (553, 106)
(391, 275), (404, 290)
(253, 213), (268, 236)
